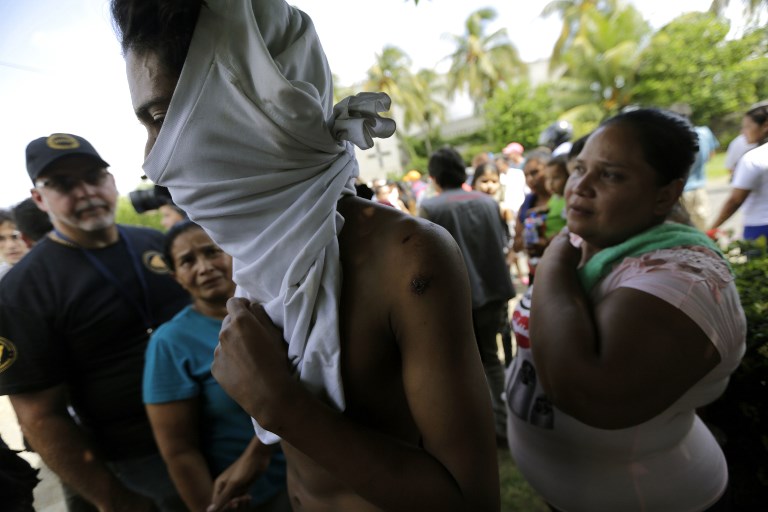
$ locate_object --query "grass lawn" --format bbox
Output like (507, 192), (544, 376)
(705, 152), (729, 181)
(498, 448), (549, 511)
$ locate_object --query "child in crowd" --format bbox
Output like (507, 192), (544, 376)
(472, 163), (510, 218)
(540, 155), (569, 241)
(472, 162), (517, 368)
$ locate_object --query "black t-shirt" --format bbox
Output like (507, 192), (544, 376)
(0, 225), (190, 460)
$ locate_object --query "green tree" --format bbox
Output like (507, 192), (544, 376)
(115, 196), (163, 230)
(484, 81), (554, 151)
(444, 8), (526, 114)
(554, 4), (650, 125)
(400, 68), (447, 155)
(634, 12), (768, 126)
(363, 45), (414, 107)
(708, 0), (768, 22)
(541, 0), (618, 70)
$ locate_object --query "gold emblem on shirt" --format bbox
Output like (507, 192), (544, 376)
(143, 250), (171, 274)
(0, 337), (18, 374)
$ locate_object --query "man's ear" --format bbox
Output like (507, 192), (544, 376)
(30, 189), (49, 213)
(654, 178), (685, 216)
(20, 233), (35, 248)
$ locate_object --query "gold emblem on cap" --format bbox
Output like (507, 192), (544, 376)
(46, 134), (81, 150)
(0, 337), (18, 374)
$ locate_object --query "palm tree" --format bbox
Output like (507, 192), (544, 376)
(555, 4), (650, 126)
(709, 0), (767, 16)
(541, 0), (618, 70)
(400, 69), (447, 155)
(363, 45), (414, 108)
(444, 8), (526, 114)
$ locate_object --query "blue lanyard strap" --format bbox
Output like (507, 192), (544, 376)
(53, 226), (155, 333)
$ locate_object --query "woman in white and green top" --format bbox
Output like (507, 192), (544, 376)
(506, 108), (746, 512)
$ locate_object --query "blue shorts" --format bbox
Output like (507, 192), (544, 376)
(743, 225), (768, 241)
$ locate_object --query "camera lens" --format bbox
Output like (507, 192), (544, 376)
(129, 185), (172, 213)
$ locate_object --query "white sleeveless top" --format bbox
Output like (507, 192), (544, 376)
(506, 247), (746, 511)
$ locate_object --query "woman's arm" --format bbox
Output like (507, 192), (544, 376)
(709, 187), (750, 231)
(146, 400), (213, 511)
(529, 234), (721, 429)
(207, 436), (274, 512)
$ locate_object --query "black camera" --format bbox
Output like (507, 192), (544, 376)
(129, 185), (174, 213)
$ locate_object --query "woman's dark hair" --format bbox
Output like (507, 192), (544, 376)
(428, 147), (467, 189)
(163, 220), (203, 271)
(568, 133), (591, 161)
(744, 103), (768, 132)
(111, 0), (205, 78)
(602, 108), (699, 185)
(471, 162), (500, 189)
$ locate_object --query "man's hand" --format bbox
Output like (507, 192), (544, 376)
(212, 298), (296, 428)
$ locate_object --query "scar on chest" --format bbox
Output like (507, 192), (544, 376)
(410, 275), (431, 295)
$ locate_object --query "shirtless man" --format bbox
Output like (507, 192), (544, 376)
(111, 1), (499, 511)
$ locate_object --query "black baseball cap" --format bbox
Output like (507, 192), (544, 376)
(26, 133), (110, 183)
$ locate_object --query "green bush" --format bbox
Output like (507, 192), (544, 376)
(115, 196), (164, 231)
(703, 237), (768, 508)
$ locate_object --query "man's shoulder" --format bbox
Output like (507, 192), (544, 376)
(345, 198), (456, 265)
(0, 238), (63, 288)
(422, 189), (492, 206)
(119, 224), (165, 239)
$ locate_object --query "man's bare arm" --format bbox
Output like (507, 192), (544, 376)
(10, 385), (155, 512)
(213, 224), (499, 511)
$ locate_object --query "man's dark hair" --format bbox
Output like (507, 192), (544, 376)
(111, 0), (205, 78)
(163, 220), (203, 271)
(428, 147), (467, 189)
(0, 209), (13, 225)
(603, 108), (698, 185)
(12, 199), (53, 242)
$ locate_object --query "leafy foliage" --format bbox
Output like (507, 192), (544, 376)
(633, 12), (768, 126)
(541, 0), (619, 70)
(115, 196), (164, 230)
(444, 8), (526, 113)
(554, 3), (650, 123)
(702, 238), (768, 508)
(484, 81), (555, 151)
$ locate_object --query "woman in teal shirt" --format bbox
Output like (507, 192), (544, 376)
(143, 221), (288, 512)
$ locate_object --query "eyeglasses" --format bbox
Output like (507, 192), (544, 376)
(0, 231), (21, 243)
(36, 168), (110, 194)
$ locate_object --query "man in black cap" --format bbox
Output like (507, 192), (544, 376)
(0, 133), (190, 511)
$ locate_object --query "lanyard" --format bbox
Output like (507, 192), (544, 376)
(53, 226), (155, 334)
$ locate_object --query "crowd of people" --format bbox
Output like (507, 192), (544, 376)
(0, 0), (766, 511)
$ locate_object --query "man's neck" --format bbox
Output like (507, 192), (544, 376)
(53, 223), (119, 249)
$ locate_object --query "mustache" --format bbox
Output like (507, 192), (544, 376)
(74, 200), (110, 215)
